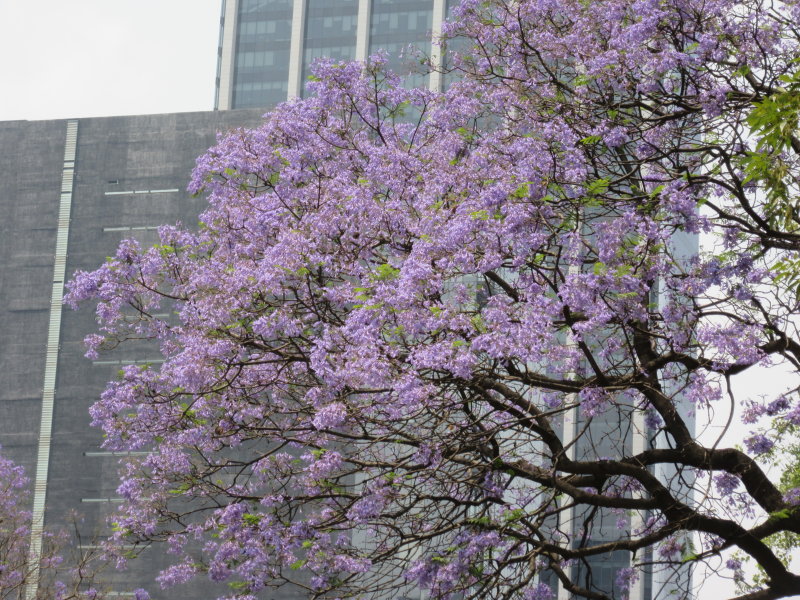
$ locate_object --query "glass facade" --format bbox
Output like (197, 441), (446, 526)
(301, 0), (359, 97)
(370, 0), (432, 86)
(232, 0), (294, 108)
(442, 0), (469, 89)
(221, 0), (443, 108)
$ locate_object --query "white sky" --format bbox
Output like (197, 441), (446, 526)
(0, 0), (222, 121)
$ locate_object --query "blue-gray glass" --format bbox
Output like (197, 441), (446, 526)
(442, 0), (470, 90)
(301, 0), (359, 97)
(572, 551), (632, 597)
(370, 0), (433, 87)
(232, 0), (293, 108)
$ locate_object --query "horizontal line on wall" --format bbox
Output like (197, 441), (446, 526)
(83, 451), (152, 457)
(102, 226), (160, 232)
(92, 359), (165, 366)
(80, 498), (124, 503)
(104, 189), (179, 196)
(78, 545), (140, 550)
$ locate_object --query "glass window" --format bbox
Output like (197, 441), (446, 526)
(370, 0), (433, 85)
(301, 0), (359, 97)
(442, 0), (471, 88)
(232, 0), (293, 108)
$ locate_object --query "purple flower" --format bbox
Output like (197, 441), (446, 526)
(714, 472), (740, 496)
(615, 567), (639, 599)
(579, 387), (610, 417)
(658, 536), (683, 560)
(644, 409), (663, 430)
(787, 404), (800, 425)
(766, 396), (790, 416)
(482, 471), (504, 499)
(783, 488), (800, 506)
(744, 434), (774, 456)
(524, 582), (554, 600)
(603, 126), (629, 148)
(726, 557), (744, 583)
(312, 402), (347, 430)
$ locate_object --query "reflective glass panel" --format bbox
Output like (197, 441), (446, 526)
(301, 0), (359, 97)
(370, 0), (433, 87)
(232, 0), (293, 108)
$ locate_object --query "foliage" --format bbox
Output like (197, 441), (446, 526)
(66, 0), (800, 599)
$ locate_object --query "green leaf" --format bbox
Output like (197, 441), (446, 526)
(503, 508), (526, 522)
(511, 182), (531, 198)
(243, 513), (262, 526)
(586, 178), (610, 196)
(682, 553), (698, 563)
(615, 264), (633, 277)
(373, 263), (400, 281)
(770, 509), (792, 520)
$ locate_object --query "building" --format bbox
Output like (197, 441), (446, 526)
(214, 0), (460, 109)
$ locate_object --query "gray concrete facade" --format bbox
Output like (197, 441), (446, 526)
(0, 108), (301, 599)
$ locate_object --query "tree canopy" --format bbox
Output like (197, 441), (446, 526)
(66, 0), (800, 598)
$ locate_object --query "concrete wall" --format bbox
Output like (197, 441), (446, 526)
(0, 108), (310, 599)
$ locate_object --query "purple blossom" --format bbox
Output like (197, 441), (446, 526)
(482, 471), (504, 499)
(524, 582), (554, 600)
(726, 557), (744, 583)
(714, 472), (740, 496)
(579, 387), (610, 417)
(783, 488), (800, 506)
(741, 401), (766, 424)
(603, 126), (629, 148)
(644, 409), (663, 430)
(312, 402), (348, 430)
(658, 536), (683, 560)
(744, 434), (774, 456)
(766, 396), (791, 416)
(787, 404), (800, 426)
(615, 567), (640, 599)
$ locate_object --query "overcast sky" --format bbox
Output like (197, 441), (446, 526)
(0, 0), (222, 121)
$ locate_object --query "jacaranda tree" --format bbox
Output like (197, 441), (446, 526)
(66, 0), (800, 598)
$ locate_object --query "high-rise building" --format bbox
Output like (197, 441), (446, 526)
(214, 0), (460, 109)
